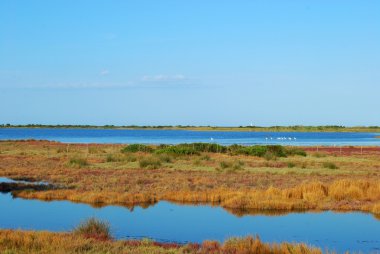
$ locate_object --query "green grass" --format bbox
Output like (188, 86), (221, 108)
(123, 143), (307, 160)
(121, 144), (153, 153)
(68, 157), (89, 168)
(139, 156), (162, 169)
(287, 162), (296, 168)
(323, 162), (339, 169)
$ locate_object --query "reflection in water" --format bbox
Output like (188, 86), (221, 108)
(87, 201), (156, 211)
(225, 207), (300, 217)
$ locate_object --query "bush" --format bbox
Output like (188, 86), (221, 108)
(229, 145), (289, 158)
(263, 151), (277, 161)
(323, 162), (339, 169)
(285, 147), (307, 157)
(125, 154), (137, 162)
(73, 218), (111, 240)
(155, 145), (199, 155)
(233, 145), (268, 157)
(158, 154), (172, 163)
(219, 160), (244, 170)
(105, 154), (118, 162)
(313, 152), (327, 158)
(190, 143), (227, 153)
(200, 155), (211, 161)
(139, 156), (162, 169)
(68, 157), (88, 167)
(220, 161), (233, 169)
(121, 144), (153, 153)
(232, 160), (245, 170)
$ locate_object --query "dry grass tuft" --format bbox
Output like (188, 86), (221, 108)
(73, 218), (112, 241)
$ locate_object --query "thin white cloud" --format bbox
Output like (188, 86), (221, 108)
(21, 82), (134, 89)
(141, 74), (186, 82)
(100, 69), (110, 76)
(7, 74), (199, 90)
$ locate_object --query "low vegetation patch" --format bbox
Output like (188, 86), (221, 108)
(139, 156), (162, 169)
(73, 218), (111, 241)
(155, 145), (199, 155)
(313, 152), (327, 158)
(287, 162), (296, 168)
(323, 162), (339, 169)
(68, 157), (89, 168)
(122, 143), (306, 160)
(121, 144), (153, 153)
(2, 141), (380, 217)
(0, 229), (324, 254)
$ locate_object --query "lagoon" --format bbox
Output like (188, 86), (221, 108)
(0, 128), (379, 146)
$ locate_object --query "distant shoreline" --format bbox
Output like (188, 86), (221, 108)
(1, 124), (380, 132)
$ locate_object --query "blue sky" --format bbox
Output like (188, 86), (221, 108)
(1, 1), (379, 126)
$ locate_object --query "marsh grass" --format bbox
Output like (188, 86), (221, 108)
(313, 152), (327, 158)
(68, 157), (89, 168)
(139, 156), (162, 169)
(121, 144), (153, 153)
(287, 162), (296, 168)
(73, 218), (111, 241)
(125, 154), (137, 162)
(0, 230), (324, 254)
(158, 154), (173, 163)
(219, 160), (245, 171)
(193, 159), (202, 166)
(106, 154), (118, 162)
(155, 145), (199, 155)
(323, 162), (339, 169)
(123, 143), (306, 160)
(3, 141), (380, 216)
(200, 154), (211, 161)
(220, 161), (233, 169)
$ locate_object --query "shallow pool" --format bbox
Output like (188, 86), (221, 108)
(1, 191), (379, 253)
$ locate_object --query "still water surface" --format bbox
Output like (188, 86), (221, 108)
(0, 190), (379, 253)
(1, 128), (379, 146)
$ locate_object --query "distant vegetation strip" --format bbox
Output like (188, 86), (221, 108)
(1, 123), (380, 132)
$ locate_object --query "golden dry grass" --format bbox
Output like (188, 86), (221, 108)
(1, 140), (380, 215)
(0, 229), (324, 254)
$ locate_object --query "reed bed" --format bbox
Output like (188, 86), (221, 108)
(13, 179), (380, 215)
(0, 229), (325, 254)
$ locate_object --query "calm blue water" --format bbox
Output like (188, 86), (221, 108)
(0, 128), (379, 146)
(0, 192), (379, 253)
